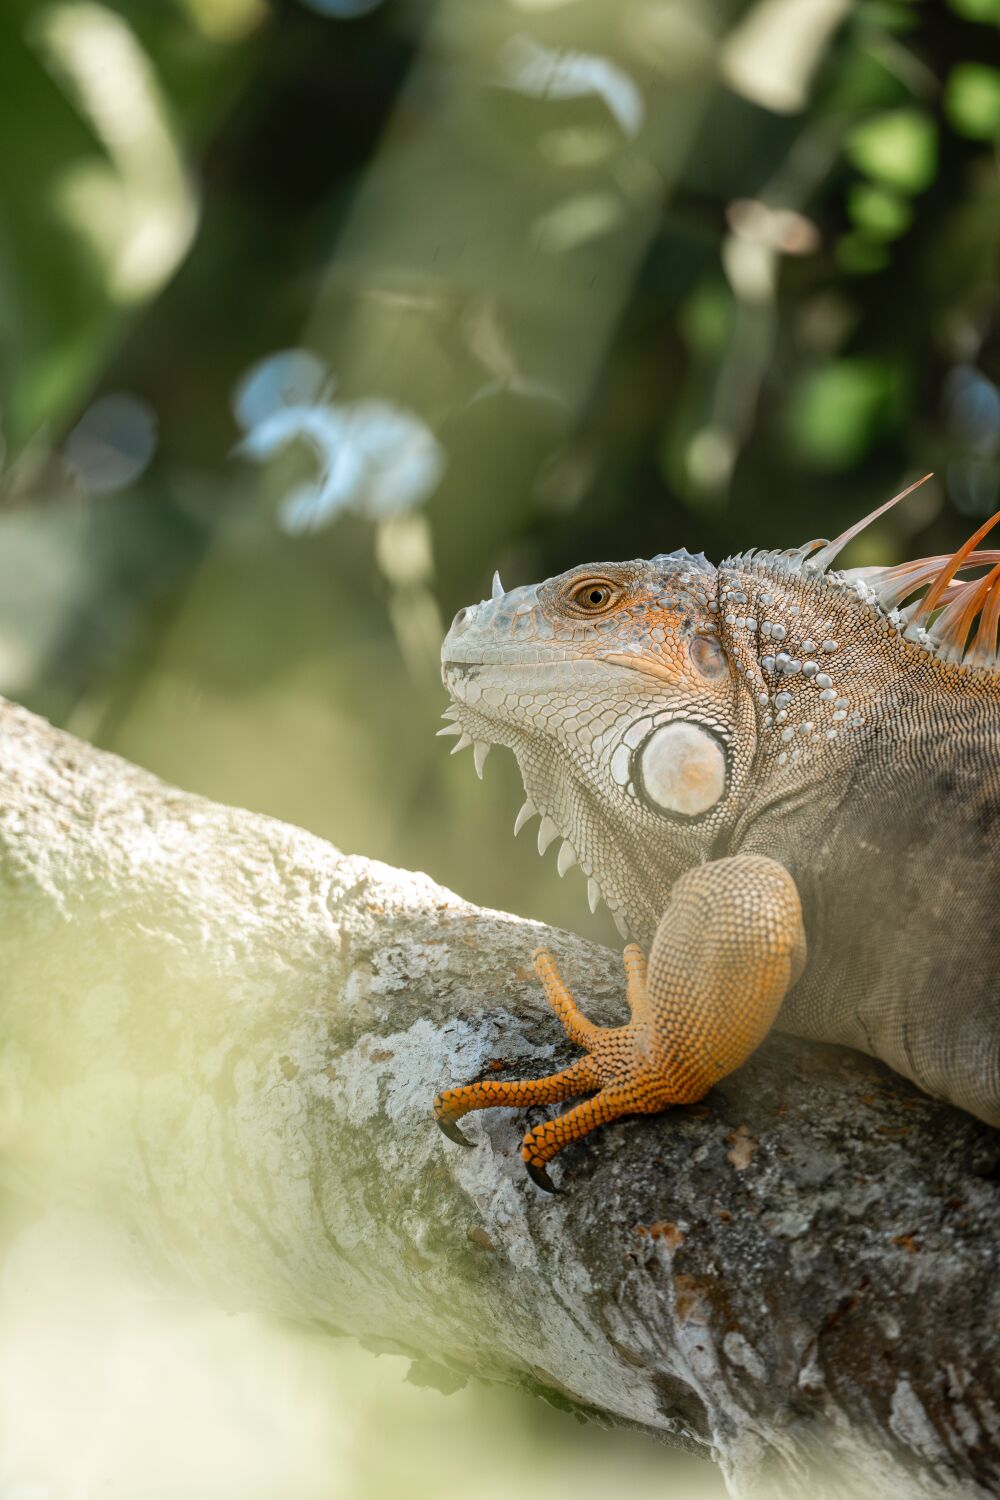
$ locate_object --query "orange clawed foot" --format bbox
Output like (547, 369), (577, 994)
(433, 944), (674, 1193)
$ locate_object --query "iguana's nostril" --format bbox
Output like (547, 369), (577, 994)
(452, 607), (470, 631)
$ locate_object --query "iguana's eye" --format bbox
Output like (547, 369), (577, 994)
(566, 579), (618, 615)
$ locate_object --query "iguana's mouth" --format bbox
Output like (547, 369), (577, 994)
(442, 654), (651, 676)
(440, 661), (485, 698)
(601, 653), (685, 684)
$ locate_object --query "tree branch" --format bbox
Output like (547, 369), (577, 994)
(0, 698), (996, 1500)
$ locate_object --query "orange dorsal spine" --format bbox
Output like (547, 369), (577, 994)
(798, 476), (1000, 672)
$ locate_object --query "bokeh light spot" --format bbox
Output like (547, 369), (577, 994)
(845, 108), (938, 194)
(232, 349), (331, 432)
(297, 0), (383, 17)
(846, 184), (913, 242)
(945, 63), (1000, 140)
(62, 393), (158, 493)
(497, 35), (644, 137)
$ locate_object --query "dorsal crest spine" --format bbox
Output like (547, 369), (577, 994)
(729, 475), (1000, 674)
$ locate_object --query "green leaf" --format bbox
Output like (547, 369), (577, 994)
(856, 1), (922, 33)
(834, 233), (892, 274)
(820, 46), (911, 113)
(678, 279), (733, 355)
(786, 358), (906, 467)
(945, 63), (1000, 140)
(846, 183), (913, 240)
(845, 108), (938, 193)
(946, 0), (1000, 23)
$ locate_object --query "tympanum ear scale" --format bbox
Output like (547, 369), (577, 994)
(636, 722), (727, 818)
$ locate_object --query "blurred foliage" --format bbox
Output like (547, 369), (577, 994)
(0, 0), (997, 1491)
(0, 1213), (724, 1500)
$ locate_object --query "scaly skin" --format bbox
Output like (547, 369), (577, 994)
(434, 501), (1000, 1189)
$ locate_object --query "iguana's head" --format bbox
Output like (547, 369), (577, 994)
(440, 553), (759, 941)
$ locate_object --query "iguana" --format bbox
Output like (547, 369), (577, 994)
(433, 477), (1000, 1190)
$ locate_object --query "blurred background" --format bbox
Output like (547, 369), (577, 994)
(0, 0), (997, 1494)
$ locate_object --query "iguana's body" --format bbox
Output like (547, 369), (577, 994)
(433, 484), (1000, 1188)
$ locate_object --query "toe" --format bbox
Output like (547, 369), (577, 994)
(525, 1159), (557, 1193)
(435, 1113), (475, 1147)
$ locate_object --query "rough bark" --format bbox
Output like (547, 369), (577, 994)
(0, 697), (996, 1500)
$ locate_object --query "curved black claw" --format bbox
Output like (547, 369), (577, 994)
(436, 1114), (475, 1147)
(526, 1160), (558, 1194)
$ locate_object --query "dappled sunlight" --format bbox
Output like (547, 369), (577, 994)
(497, 34), (645, 137)
(177, 0), (270, 41)
(33, 2), (198, 304)
(240, 396), (446, 531)
(233, 350), (445, 531)
(300, 0), (385, 17)
(63, 392), (158, 493)
(721, 0), (853, 114)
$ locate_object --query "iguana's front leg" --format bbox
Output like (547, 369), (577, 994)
(434, 854), (805, 1190)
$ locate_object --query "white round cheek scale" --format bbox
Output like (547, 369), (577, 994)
(637, 721), (726, 817)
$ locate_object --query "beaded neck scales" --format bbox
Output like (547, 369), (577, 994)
(714, 475), (1000, 773)
(716, 558), (863, 773)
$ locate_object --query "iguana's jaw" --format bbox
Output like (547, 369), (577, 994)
(441, 670), (673, 939)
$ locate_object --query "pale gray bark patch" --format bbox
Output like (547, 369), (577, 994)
(0, 697), (996, 1500)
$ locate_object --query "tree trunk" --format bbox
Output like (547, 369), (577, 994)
(0, 697), (996, 1500)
